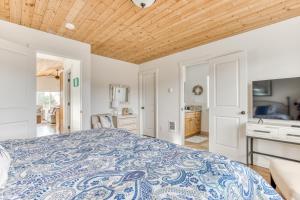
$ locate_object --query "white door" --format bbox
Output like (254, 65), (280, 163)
(209, 52), (247, 163)
(141, 71), (156, 137)
(64, 58), (81, 132)
(0, 39), (35, 140)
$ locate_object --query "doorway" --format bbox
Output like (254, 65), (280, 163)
(181, 63), (210, 150)
(179, 52), (247, 163)
(139, 70), (158, 138)
(36, 53), (81, 137)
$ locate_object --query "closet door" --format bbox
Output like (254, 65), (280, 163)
(0, 39), (35, 140)
(141, 70), (157, 137)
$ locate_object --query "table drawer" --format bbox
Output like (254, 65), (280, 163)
(118, 118), (137, 126)
(279, 127), (300, 138)
(246, 124), (278, 135)
(120, 124), (137, 130)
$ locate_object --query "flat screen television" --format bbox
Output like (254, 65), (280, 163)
(252, 77), (300, 121)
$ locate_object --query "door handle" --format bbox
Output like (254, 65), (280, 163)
(141, 107), (145, 110)
(240, 111), (246, 115)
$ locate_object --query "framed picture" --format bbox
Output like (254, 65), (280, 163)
(253, 80), (272, 96)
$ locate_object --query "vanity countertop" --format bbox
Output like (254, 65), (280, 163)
(185, 110), (201, 113)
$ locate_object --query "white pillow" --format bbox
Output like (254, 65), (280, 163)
(99, 115), (114, 128)
(0, 145), (11, 189)
(95, 122), (102, 129)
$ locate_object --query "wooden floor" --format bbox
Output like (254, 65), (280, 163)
(184, 133), (209, 150)
(183, 138), (271, 185)
(185, 140), (209, 150)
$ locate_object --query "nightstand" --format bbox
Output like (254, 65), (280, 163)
(112, 115), (138, 134)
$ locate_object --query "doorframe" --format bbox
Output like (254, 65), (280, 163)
(139, 68), (159, 138)
(178, 51), (246, 146)
(179, 57), (210, 146)
(35, 50), (83, 133)
(63, 69), (72, 133)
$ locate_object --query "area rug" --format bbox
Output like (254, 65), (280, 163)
(185, 135), (208, 144)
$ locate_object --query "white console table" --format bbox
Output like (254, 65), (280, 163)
(246, 122), (300, 165)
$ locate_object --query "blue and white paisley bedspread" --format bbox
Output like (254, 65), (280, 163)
(0, 128), (281, 200)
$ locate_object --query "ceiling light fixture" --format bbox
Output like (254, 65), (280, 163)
(131, 0), (156, 8)
(65, 22), (75, 30)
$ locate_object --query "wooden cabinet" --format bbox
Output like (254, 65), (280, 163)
(112, 115), (138, 134)
(185, 111), (201, 137)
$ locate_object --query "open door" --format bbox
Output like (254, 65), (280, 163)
(209, 52), (247, 163)
(0, 39), (35, 140)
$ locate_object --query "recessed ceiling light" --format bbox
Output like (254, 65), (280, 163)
(65, 22), (75, 30)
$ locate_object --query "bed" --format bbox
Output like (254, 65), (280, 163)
(0, 128), (281, 199)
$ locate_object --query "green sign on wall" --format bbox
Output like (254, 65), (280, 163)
(73, 77), (80, 87)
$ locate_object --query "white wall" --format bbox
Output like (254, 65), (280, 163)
(37, 77), (60, 92)
(185, 64), (209, 132)
(140, 17), (300, 167)
(0, 20), (91, 130)
(91, 54), (139, 115)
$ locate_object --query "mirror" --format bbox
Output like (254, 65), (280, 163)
(110, 84), (129, 107)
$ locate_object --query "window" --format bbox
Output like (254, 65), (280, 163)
(37, 92), (60, 114)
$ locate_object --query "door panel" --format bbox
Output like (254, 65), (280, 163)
(215, 61), (239, 107)
(0, 39), (35, 140)
(142, 71), (156, 137)
(215, 117), (239, 148)
(209, 52), (247, 163)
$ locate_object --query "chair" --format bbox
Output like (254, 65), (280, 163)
(270, 159), (300, 200)
(47, 107), (58, 124)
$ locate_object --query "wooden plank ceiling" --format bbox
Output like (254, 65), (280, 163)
(36, 58), (63, 77)
(0, 0), (300, 64)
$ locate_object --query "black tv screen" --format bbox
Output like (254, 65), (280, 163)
(252, 77), (300, 121)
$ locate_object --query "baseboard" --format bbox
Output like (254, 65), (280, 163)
(201, 131), (209, 137)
